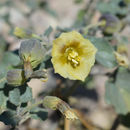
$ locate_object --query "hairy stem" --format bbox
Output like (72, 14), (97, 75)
(84, 20), (106, 35)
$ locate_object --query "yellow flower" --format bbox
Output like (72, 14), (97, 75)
(51, 31), (97, 81)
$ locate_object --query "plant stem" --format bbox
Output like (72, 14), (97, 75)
(24, 61), (33, 79)
(19, 113), (31, 125)
(65, 80), (80, 97)
(64, 118), (70, 130)
(21, 100), (43, 116)
(84, 20), (106, 35)
(74, 109), (102, 130)
(32, 34), (42, 40)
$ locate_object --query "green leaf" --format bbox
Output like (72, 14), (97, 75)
(20, 87), (32, 103)
(120, 36), (130, 45)
(120, 113), (130, 128)
(97, 0), (128, 15)
(0, 52), (20, 73)
(44, 26), (53, 37)
(0, 52), (20, 89)
(116, 68), (130, 91)
(2, 52), (20, 67)
(30, 107), (48, 121)
(74, 0), (83, 4)
(9, 88), (21, 106)
(105, 81), (128, 114)
(40, 55), (52, 69)
(0, 91), (8, 114)
(88, 37), (117, 68)
(0, 39), (6, 60)
(105, 68), (130, 114)
(0, 72), (6, 88)
(44, 6), (58, 18)
(0, 111), (20, 126)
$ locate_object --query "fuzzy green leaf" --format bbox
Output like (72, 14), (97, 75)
(44, 26), (53, 37)
(0, 91), (8, 114)
(105, 68), (130, 114)
(20, 87), (32, 103)
(30, 107), (48, 121)
(97, 0), (128, 15)
(0, 72), (6, 88)
(9, 88), (21, 106)
(0, 52), (20, 73)
(0, 111), (20, 126)
(88, 37), (117, 68)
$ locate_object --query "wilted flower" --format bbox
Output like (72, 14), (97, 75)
(43, 96), (78, 120)
(114, 52), (129, 68)
(51, 31), (97, 81)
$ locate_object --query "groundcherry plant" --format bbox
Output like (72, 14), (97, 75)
(0, 0), (130, 129)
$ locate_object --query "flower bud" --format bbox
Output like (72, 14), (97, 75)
(6, 69), (25, 87)
(43, 96), (78, 120)
(14, 27), (33, 39)
(117, 44), (128, 54)
(99, 13), (122, 34)
(19, 39), (45, 69)
(114, 52), (129, 68)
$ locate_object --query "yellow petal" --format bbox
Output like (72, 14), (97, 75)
(51, 31), (97, 81)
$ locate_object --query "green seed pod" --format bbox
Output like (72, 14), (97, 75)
(99, 13), (122, 34)
(6, 69), (25, 87)
(19, 39), (46, 69)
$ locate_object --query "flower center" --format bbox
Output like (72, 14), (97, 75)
(65, 48), (80, 68)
